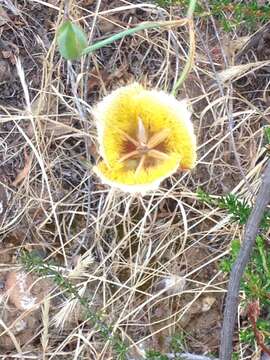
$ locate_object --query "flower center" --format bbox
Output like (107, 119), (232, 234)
(137, 145), (149, 154)
(118, 117), (170, 174)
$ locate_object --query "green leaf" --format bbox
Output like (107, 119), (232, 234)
(145, 350), (169, 360)
(197, 188), (214, 205)
(264, 126), (270, 145)
(57, 20), (88, 60)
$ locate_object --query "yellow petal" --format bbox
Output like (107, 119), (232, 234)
(93, 154), (180, 193)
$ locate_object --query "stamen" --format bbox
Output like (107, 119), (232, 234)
(135, 155), (146, 175)
(147, 129), (170, 149)
(117, 120), (170, 169)
(137, 117), (148, 145)
(148, 149), (170, 161)
(119, 150), (140, 163)
(118, 129), (140, 147)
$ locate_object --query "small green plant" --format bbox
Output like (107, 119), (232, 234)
(220, 236), (270, 305)
(232, 351), (239, 360)
(240, 319), (270, 347)
(170, 332), (186, 353)
(197, 190), (251, 224)
(219, 239), (240, 273)
(153, 0), (270, 32)
(145, 350), (169, 360)
(218, 194), (252, 225)
(21, 251), (129, 360)
(197, 189), (270, 227)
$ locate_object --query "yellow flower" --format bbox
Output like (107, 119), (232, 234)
(93, 83), (196, 193)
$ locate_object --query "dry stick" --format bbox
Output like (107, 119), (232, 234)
(64, 0), (93, 254)
(220, 159), (270, 360)
(80, 0), (103, 253)
(67, 61), (92, 256)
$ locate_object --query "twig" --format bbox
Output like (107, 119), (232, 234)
(220, 159), (270, 360)
(64, 0), (94, 254)
(248, 301), (270, 356)
(67, 61), (93, 255)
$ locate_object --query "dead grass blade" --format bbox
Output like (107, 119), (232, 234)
(12, 150), (33, 187)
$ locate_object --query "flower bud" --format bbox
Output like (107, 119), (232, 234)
(57, 20), (88, 60)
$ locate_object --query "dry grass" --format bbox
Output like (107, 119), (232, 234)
(0, 0), (269, 359)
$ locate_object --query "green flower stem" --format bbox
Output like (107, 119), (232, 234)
(81, 20), (187, 55)
(172, 0), (197, 96)
(187, 0), (197, 18)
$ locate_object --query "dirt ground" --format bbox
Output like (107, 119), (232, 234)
(0, 0), (270, 359)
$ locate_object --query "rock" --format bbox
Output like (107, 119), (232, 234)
(5, 270), (52, 311)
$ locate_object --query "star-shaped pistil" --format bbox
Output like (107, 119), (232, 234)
(118, 118), (170, 174)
